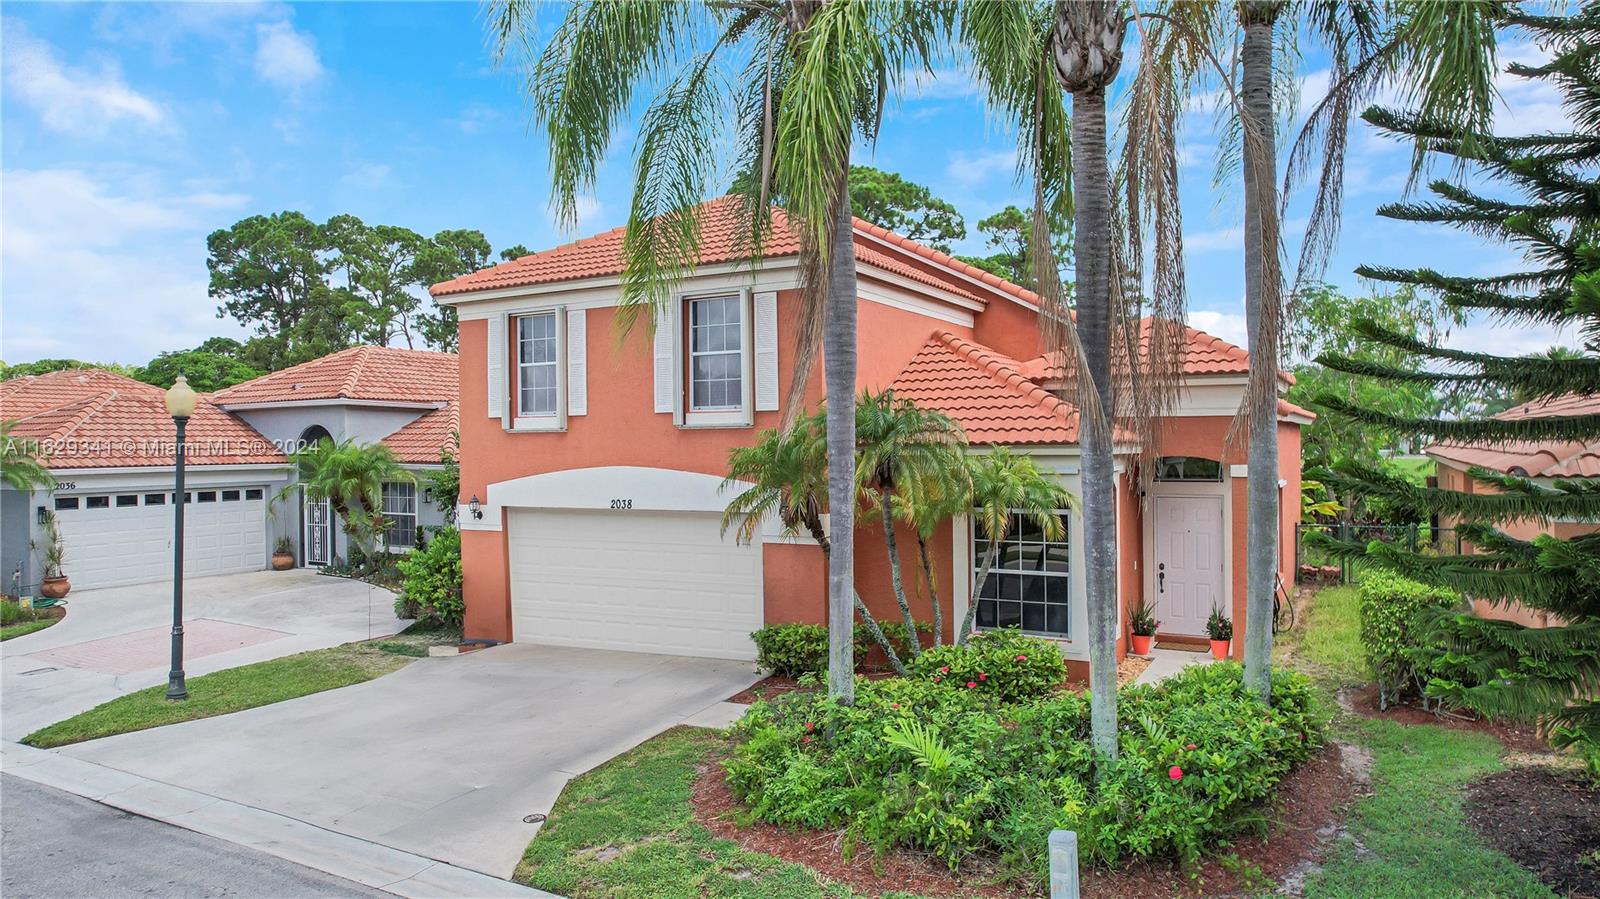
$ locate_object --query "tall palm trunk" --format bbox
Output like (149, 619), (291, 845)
(1240, 2), (1282, 702)
(879, 489), (923, 656)
(808, 514), (907, 676)
(957, 540), (1002, 646)
(917, 535), (943, 646)
(1070, 88), (1121, 761)
(825, 184), (860, 703)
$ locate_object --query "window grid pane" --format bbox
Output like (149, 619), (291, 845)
(382, 482), (418, 549)
(689, 296), (742, 411)
(517, 314), (559, 416)
(973, 510), (1070, 638)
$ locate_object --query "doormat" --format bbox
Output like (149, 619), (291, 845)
(1154, 642), (1208, 653)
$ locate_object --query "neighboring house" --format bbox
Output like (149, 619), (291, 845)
(431, 197), (1310, 679)
(0, 347), (457, 593)
(1427, 391), (1600, 628)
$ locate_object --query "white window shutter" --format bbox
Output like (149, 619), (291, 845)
(566, 308), (587, 417)
(486, 314), (506, 420)
(653, 302), (676, 414)
(754, 291), (779, 412)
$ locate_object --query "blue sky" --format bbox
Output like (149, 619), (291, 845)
(0, 2), (1578, 366)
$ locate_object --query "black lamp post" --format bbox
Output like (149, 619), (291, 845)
(165, 375), (197, 702)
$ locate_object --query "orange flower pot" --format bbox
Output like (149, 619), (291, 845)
(1130, 634), (1153, 655)
(1209, 638), (1230, 660)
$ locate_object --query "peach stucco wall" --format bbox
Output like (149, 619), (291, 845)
(457, 291), (971, 643)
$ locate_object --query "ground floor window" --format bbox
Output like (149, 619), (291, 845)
(974, 511), (1071, 637)
(382, 482), (418, 549)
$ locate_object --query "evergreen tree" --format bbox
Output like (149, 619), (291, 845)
(1310, 7), (1600, 770)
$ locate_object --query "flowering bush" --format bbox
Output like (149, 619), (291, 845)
(751, 620), (936, 677)
(724, 661), (1322, 881)
(906, 628), (1066, 703)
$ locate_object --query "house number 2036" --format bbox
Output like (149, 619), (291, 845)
(609, 499), (634, 510)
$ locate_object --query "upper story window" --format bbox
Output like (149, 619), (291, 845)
(688, 295), (744, 412)
(1155, 456), (1222, 482)
(517, 313), (560, 418)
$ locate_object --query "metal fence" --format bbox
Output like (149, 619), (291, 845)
(1295, 522), (1463, 586)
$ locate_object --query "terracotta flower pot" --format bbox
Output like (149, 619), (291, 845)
(40, 575), (70, 599)
(271, 551), (295, 571)
(1130, 634), (1153, 655)
(1209, 638), (1230, 660)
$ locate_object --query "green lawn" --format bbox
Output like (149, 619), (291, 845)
(22, 643), (412, 749)
(1287, 585), (1368, 687)
(515, 726), (926, 899)
(1, 617), (59, 642)
(1, 600), (62, 642)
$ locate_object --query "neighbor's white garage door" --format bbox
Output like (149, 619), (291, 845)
(52, 487), (269, 590)
(507, 508), (762, 660)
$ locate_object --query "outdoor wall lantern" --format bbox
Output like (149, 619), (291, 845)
(468, 495), (484, 520)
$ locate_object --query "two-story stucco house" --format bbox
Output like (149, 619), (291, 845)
(431, 197), (1310, 679)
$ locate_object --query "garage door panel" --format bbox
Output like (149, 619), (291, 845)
(508, 508), (761, 661)
(53, 489), (268, 590)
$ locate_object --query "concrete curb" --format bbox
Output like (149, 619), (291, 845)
(1, 742), (559, 899)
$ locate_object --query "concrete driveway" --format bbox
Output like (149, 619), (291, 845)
(58, 644), (757, 877)
(2, 569), (406, 741)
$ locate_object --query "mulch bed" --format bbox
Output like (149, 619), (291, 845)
(691, 740), (1358, 898)
(1465, 766), (1600, 897)
(1345, 684), (1549, 755)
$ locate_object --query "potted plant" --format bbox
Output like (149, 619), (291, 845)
(1129, 596), (1158, 656)
(271, 537), (295, 570)
(33, 510), (69, 599)
(1206, 606), (1233, 660)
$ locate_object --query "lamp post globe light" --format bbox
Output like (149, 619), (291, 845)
(165, 375), (197, 701)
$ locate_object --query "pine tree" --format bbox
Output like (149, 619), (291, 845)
(1310, 7), (1600, 770)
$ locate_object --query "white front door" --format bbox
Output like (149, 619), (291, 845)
(1151, 494), (1225, 636)
(506, 508), (762, 660)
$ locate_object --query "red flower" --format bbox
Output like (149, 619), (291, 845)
(804, 721), (816, 732)
(978, 672), (988, 681)
(802, 736), (812, 744)
(966, 681), (977, 689)
(938, 666), (950, 675)
(933, 675), (942, 682)
(891, 703), (901, 710)
(1169, 766), (1184, 781)
(1015, 654), (1028, 662)
(1185, 743), (1197, 751)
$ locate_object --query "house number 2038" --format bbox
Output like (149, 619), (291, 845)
(609, 499), (634, 510)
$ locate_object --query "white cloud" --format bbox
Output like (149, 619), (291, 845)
(1444, 316), (1582, 358)
(1183, 225), (1243, 254)
(2, 21), (166, 135)
(1, 168), (251, 364)
(341, 163), (393, 190)
(254, 21), (323, 91)
(1189, 309), (1250, 348)
(1491, 41), (1573, 135)
(945, 149), (1016, 187)
(908, 67), (979, 101)
(451, 103), (504, 135)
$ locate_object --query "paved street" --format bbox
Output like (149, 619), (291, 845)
(0, 775), (385, 899)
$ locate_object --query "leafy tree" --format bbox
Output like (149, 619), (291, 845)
(499, 0), (954, 704)
(954, 204), (1070, 289)
(498, 244), (532, 261)
(0, 359), (134, 380)
(415, 229), (493, 352)
(135, 349), (264, 392)
(207, 211), (343, 370)
(1311, 9), (1600, 771)
(847, 165), (966, 253)
(855, 389), (967, 658)
(277, 438), (412, 563)
(325, 215), (428, 348)
(1, 421), (56, 491)
(424, 430), (462, 525)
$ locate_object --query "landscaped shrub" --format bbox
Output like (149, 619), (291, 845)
(1357, 571), (1462, 708)
(723, 662), (1322, 881)
(752, 620), (938, 677)
(906, 628), (1066, 703)
(395, 526), (463, 628)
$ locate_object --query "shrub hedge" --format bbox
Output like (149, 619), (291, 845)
(394, 526), (464, 628)
(724, 660), (1321, 881)
(906, 629), (1065, 703)
(750, 620), (935, 677)
(1357, 571), (1461, 708)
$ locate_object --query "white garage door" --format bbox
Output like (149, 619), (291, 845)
(508, 508), (762, 660)
(51, 487), (269, 590)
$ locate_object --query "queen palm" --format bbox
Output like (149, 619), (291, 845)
(277, 438), (410, 563)
(894, 456), (974, 648)
(493, 0), (953, 704)
(721, 407), (909, 675)
(1, 421), (55, 492)
(957, 448), (1074, 646)
(854, 390), (967, 658)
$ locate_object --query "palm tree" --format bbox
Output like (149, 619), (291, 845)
(492, 0), (953, 704)
(277, 438), (410, 563)
(854, 390), (967, 658)
(721, 407), (908, 675)
(895, 460), (973, 647)
(957, 448), (1074, 646)
(1, 421), (55, 492)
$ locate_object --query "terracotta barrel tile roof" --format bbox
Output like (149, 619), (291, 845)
(1017, 320), (1293, 382)
(2, 370), (284, 470)
(213, 345), (457, 406)
(383, 400), (459, 464)
(1428, 392), (1600, 477)
(890, 331), (1082, 445)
